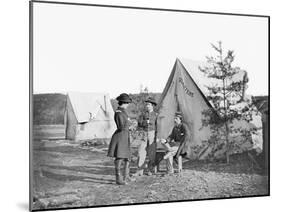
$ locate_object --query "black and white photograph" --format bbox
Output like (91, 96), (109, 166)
(30, 1), (269, 211)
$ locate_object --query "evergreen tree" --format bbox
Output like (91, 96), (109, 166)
(200, 41), (258, 163)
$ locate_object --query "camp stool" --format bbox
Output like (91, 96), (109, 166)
(154, 148), (166, 173)
(155, 149), (183, 174)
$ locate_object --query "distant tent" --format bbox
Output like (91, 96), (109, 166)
(66, 92), (116, 141)
(156, 58), (262, 159)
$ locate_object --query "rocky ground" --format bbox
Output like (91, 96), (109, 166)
(32, 140), (268, 210)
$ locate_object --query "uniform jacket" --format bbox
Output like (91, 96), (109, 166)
(138, 111), (158, 141)
(138, 111), (158, 130)
(107, 107), (131, 159)
(167, 122), (190, 157)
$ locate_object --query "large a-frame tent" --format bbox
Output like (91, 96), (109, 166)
(66, 92), (116, 141)
(156, 58), (262, 159)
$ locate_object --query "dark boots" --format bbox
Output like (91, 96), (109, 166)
(123, 160), (136, 183)
(115, 159), (125, 185)
(115, 159), (135, 185)
(123, 160), (130, 183)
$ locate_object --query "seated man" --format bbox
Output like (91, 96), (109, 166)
(160, 112), (190, 174)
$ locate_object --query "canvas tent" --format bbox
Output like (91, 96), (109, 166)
(66, 92), (116, 141)
(156, 58), (262, 159)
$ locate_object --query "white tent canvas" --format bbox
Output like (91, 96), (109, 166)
(66, 92), (116, 141)
(157, 58), (262, 159)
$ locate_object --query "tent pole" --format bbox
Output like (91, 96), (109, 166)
(104, 95), (107, 115)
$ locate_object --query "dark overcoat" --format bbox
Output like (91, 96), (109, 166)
(168, 122), (190, 157)
(107, 107), (131, 159)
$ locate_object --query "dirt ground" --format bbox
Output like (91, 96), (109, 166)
(32, 140), (268, 210)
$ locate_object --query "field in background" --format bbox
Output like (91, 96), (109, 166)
(33, 93), (66, 125)
(33, 125), (66, 140)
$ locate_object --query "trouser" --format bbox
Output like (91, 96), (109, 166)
(162, 143), (182, 173)
(115, 158), (130, 184)
(137, 130), (156, 172)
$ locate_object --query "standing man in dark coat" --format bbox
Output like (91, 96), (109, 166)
(133, 97), (158, 176)
(108, 93), (132, 185)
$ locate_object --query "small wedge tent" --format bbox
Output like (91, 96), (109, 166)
(66, 92), (116, 141)
(156, 58), (262, 159)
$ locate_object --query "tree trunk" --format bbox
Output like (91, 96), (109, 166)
(222, 68), (230, 163)
(225, 122), (230, 163)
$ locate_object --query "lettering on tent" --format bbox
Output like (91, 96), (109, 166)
(179, 77), (194, 97)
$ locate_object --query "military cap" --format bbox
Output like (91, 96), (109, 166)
(145, 96), (157, 106)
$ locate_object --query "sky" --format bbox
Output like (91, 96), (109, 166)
(33, 2), (269, 98)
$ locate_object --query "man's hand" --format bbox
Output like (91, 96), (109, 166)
(160, 138), (167, 144)
(129, 120), (138, 131)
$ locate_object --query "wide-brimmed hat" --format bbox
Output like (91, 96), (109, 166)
(145, 96), (157, 106)
(116, 93), (132, 103)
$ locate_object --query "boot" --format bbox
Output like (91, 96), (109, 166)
(115, 159), (125, 185)
(147, 160), (156, 176)
(123, 160), (136, 183)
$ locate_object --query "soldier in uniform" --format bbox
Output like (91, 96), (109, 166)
(160, 112), (190, 174)
(107, 93), (133, 185)
(134, 97), (158, 176)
